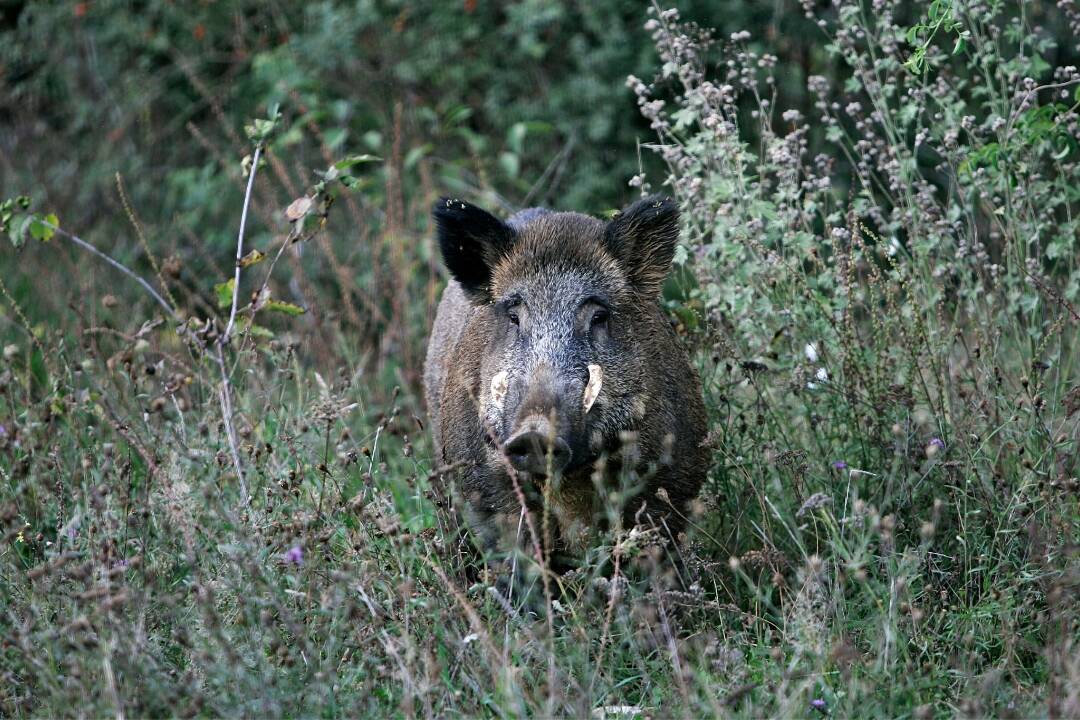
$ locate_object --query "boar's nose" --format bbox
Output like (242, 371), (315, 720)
(505, 416), (572, 476)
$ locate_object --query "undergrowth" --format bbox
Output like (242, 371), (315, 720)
(1, 2), (1078, 718)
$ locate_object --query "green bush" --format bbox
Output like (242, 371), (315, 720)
(633, 1), (1080, 714)
(0, 1), (1078, 717)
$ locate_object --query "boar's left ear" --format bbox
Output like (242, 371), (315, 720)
(604, 195), (680, 297)
(432, 197), (517, 303)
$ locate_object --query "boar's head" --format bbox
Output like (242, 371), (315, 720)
(432, 195), (679, 479)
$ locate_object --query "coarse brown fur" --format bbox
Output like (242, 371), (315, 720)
(424, 196), (708, 566)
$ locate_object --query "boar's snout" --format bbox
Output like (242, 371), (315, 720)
(505, 415), (572, 475)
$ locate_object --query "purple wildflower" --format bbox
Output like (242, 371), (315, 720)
(811, 698), (827, 714)
(831, 460), (847, 470)
(926, 437), (946, 458)
(283, 545), (304, 566)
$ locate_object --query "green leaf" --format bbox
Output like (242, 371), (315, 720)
(8, 215), (29, 248)
(498, 151), (520, 178)
(215, 279), (236, 309)
(15, 215), (35, 247)
(443, 105), (473, 128)
(362, 130), (382, 151)
(28, 220), (49, 241)
(1030, 54), (1051, 77)
(322, 127), (347, 151)
(29, 213), (58, 242)
(334, 154), (381, 171)
(404, 146), (429, 170)
(1051, 133), (1076, 160)
(246, 323), (275, 339)
(244, 108), (281, 143)
(671, 107), (697, 131)
(508, 122), (528, 155)
(339, 176), (370, 191)
(264, 300), (306, 316)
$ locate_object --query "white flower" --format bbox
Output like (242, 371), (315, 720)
(816, 367), (829, 382)
(804, 343), (819, 363)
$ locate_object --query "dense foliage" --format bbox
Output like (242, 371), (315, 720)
(1, 1), (1078, 717)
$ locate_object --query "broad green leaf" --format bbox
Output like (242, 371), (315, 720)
(215, 279), (236, 308)
(15, 215), (35, 247)
(29, 217), (54, 241)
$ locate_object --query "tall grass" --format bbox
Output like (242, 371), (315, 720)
(1, 2), (1078, 717)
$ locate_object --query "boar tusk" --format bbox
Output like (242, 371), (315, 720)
(490, 371), (509, 409)
(583, 364), (602, 413)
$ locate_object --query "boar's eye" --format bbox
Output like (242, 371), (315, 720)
(584, 298), (610, 335)
(504, 298), (523, 327)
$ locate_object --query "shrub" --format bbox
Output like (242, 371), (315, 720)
(630, 1), (1080, 715)
(0, 2), (1077, 717)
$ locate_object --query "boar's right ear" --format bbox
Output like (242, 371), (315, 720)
(432, 197), (517, 303)
(604, 195), (680, 298)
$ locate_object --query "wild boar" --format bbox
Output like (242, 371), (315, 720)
(423, 195), (708, 566)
